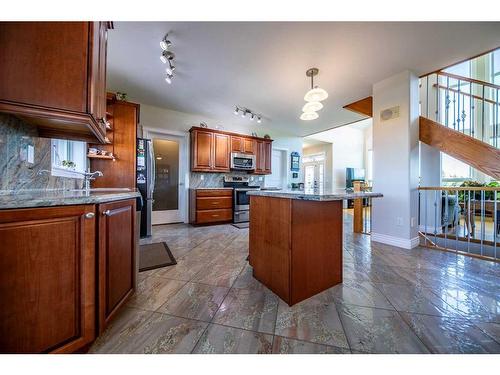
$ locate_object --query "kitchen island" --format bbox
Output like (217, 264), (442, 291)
(247, 189), (382, 305)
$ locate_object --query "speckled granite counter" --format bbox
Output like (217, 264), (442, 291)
(0, 189), (141, 210)
(246, 189), (383, 201)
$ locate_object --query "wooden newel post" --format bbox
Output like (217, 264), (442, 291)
(353, 181), (365, 233)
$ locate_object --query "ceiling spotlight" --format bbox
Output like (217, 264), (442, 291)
(165, 75), (172, 84)
(300, 112), (319, 121)
(160, 35), (172, 51)
(166, 64), (175, 76)
(250, 114), (255, 121)
(257, 116), (262, 123)
(302, 101), (323, 113)
(160, 50), (175, 64)
(304, 68), (328, 102)
(241, 110), (246, 118)
(234, 107), (239, 115)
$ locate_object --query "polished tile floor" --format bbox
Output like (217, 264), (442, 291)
(90, 215), (500, 354)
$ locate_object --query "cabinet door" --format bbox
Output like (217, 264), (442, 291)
(191, 130), (213, 171)
(0, 22), (90, 112)
(255, 140), (265, 174)
(243, 138), (256, 154)
(98, 199), (136, 333)
(264, 141), (272, 174)
(213, 133), (230, 171)
(0, 205), (96, 353)
(231, 136), (243, 153)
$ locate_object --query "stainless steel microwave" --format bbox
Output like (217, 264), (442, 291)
(230, 152), (255, 170)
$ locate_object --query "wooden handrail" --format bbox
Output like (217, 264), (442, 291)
(437, 71), (500, 91)
(419, 186), (500, 191)
(433, 84), (500, 106)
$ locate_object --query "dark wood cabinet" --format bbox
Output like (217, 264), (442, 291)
(213, 133), (230, 171)
(244, 138), (256, 154)
(90, 94), (139, 189)
(190, 127), (271, 174)
(0, 205), (96, 353)
(231, 136), (244, 153)
(255, 140), (272, 175)
(97, 199), (136, 333)
(189, 189), (233, 225)
(231, 136), (255, 155)
(191, 129), (230, 172)
(0, 21), (112, 143)
(191, 129), (214, 171)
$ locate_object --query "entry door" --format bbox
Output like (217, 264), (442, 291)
(304, 163), (324, 191)
(151, 138), (183, 224)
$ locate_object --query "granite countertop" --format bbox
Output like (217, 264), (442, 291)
(246, 189), (383, 201)
(191, 187), (234, 190)
(0, 188), (142, 210)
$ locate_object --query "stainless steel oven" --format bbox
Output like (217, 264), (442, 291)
(230, 152), (255, 171)
(233, 188), (258, 223)
(223, 176), (260, 223)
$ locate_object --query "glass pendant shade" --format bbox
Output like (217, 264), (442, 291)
(300, 111), (319, 121)
(302, 101), (323, 113)
(304, 87), (328, 102)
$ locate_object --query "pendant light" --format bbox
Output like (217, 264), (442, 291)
(304, 68), (328, 102)
(302, 101), (323, 113)
(300, 112), (319, 121)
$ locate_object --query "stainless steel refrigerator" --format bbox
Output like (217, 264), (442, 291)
(136, 138), (155, 238)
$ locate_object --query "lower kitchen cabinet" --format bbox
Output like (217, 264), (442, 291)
(97, 199), (136, 333)
(0, 198), (136, 353)
(189, 189), (233, 225)
(0, 205), (96, 353)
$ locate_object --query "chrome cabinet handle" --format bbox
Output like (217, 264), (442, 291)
(103, 210), (111, 216)
(85, 212), (95, 219)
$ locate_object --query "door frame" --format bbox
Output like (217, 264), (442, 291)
(268, 148), (288, 189)
(143, 127), (190, 224)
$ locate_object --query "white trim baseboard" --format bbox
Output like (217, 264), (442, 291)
(371, 232), (420, 249)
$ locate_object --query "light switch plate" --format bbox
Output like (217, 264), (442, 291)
(27, 145), (34, 164)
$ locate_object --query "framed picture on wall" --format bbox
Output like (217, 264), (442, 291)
(290, 152), (300, 171)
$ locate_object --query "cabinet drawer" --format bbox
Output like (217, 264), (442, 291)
(196, 189), (232, 197)
(196, 209), (232, 223)
(197, 196), (232, 210)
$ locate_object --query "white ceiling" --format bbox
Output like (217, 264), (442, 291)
(107, 22), (500, 137)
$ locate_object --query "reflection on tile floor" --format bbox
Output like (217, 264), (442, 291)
(90, 219), (500, 354)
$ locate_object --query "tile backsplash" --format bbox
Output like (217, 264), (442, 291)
(190, 171), (265, 188)
(0, 114), (83, 191)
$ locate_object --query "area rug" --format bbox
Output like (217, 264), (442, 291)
(139, 242), (177, 272)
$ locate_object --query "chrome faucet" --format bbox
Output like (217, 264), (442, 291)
(82, 170), (103, 190)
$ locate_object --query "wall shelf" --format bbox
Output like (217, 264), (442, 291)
(87, 154), (115, 160)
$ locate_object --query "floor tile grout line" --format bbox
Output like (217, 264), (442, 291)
(189, 237), (248, 353)
(369, 281), (434, 354)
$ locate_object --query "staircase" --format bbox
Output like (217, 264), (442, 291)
(419, 71), (500, 180)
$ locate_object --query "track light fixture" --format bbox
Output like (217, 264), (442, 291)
(160, 34), (171, 51)
(160, 34), (177, 85)
(233, 106), (263, 124)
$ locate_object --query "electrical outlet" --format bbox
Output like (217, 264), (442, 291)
(259, 177), (263, 181)
(396, 217), (403, 226)
(250, 176), (254, 181)
(200, 174), (204, 181)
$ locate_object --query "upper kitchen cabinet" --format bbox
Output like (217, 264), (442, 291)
(190, 128), (230, 173)
(255, 140), (272, 175)
(231, 135), (255, 154)
(190, 126), (272, 174)
(0, 21), (113, 143)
